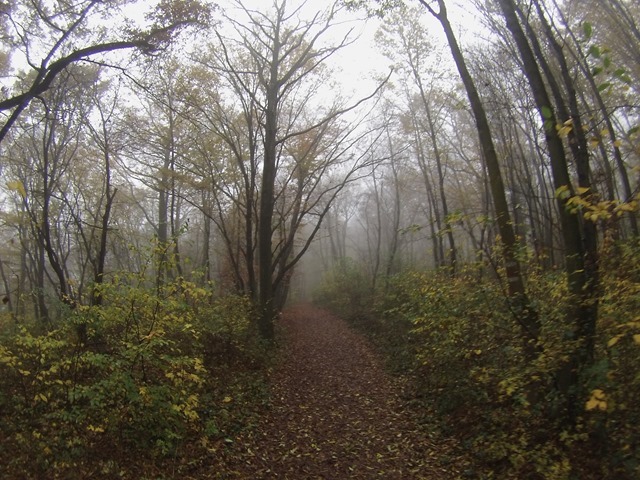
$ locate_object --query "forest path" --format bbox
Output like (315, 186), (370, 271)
(215, 304), (460, 479)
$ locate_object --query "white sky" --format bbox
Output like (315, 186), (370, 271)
(210, 0), (487, 101)
(2, 0), (486, 108)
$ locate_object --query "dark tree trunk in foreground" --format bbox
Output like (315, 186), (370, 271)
(256, 22), (281, 340)
(496, 0), (600, 423)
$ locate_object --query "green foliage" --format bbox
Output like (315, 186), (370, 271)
(583, 28), (633, 93)
(588, 241), (640, 476)
(312, 257), (371, 318)
(0, 269), (266, 478)
(342, 0), (405, 18)
(320, 243), (640, 479)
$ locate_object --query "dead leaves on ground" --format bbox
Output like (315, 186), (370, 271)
(211, 305), (460, 479)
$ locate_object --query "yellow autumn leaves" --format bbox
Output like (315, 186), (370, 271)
(554, 118), (627, 151)
(607, 318), (640, 349)
(555, 184), (639, 223)
(6, 179), (26, 198)
(586, 389), (607, 412)
(587, 319), (640, 412)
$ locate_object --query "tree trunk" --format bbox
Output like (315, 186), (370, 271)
(384, 141), (402, 291)
(157, 162), (170, 288)
(202, 192), (213, 285)
(416, 79), (456, 272)
(496, 0), (600, 423)
(257, 31), (281, 340)
(91, 122), (116, 307)
(38, 118), (74, 310)
(370, 170), (383, 292)
(414, 127), (444, 268)
(421, 0), (540, 351)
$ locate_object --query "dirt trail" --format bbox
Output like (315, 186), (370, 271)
(216, 304), (459, 479)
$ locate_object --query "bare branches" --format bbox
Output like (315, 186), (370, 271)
(0, 0), (209, 145)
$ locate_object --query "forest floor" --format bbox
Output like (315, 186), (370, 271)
(207, 304), (463, 479)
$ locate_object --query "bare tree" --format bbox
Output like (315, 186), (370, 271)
(120, 58), (195, 286)
(3, 65), (100, 322)
(377, 6), (457, 272)
(208, 0), (389, 338)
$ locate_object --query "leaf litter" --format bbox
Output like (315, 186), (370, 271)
(209, 304), (462, 479)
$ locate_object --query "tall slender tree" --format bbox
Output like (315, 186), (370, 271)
(417, 0), (540, 351)
(495, 0), (600, 421)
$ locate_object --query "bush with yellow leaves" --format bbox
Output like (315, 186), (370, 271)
(0, 269), (263, 479)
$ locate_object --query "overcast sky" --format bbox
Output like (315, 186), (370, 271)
(210, 0), (487, 101)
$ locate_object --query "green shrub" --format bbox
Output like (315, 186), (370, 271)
(339, 252), (640, 480)
(0, 274), (264, 478)
(313, 257), (372, 318)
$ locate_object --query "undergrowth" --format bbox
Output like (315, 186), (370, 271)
(0, 273), (269, 479)
(314, 244), (640, 480)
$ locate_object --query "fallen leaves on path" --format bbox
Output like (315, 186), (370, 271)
(212, 304), (460, 479)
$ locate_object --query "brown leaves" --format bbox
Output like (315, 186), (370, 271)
(213, 304), (459, 479)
